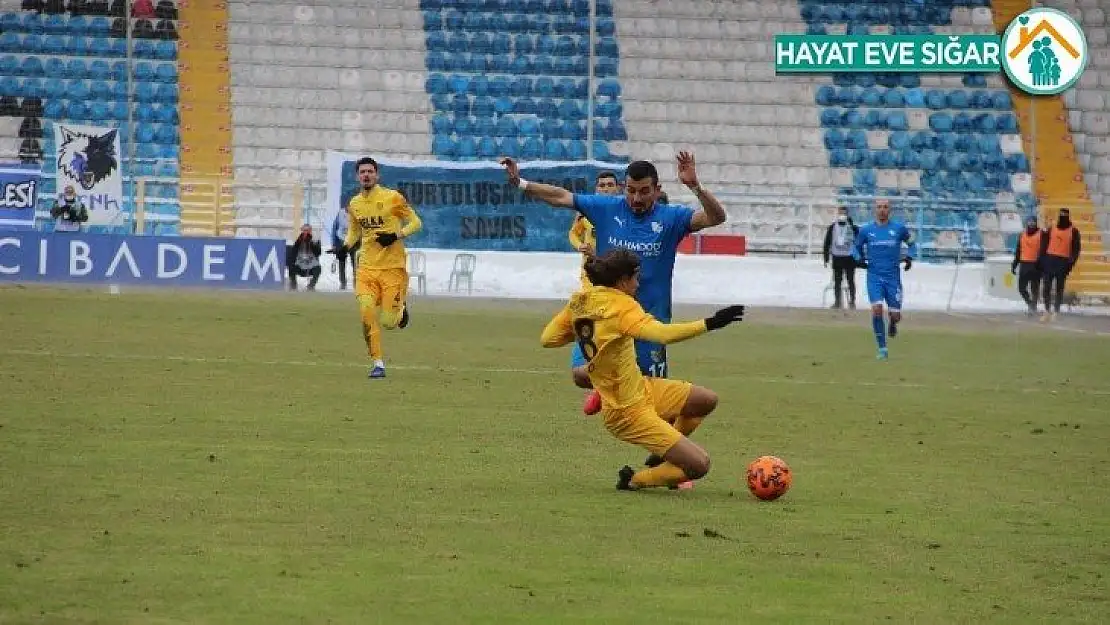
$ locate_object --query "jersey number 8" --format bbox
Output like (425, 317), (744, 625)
(573, 318), (598, 362)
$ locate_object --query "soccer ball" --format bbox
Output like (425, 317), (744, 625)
(746, 455), (792, 501)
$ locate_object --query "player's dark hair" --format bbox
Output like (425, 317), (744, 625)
(596, 171), (618, 184)
(625, 161), (658, 185)
(584, 248), (641, 287)
(356, 156), (378, 172)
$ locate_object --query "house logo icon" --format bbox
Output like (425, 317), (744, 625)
(1000, 7), (1088, 96)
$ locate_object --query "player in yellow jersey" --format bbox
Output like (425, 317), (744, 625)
(338, 156), (423, 379)
(568, 171), (618, 286)
(541, 248), (746, 491)
(568, 171), (619, 413)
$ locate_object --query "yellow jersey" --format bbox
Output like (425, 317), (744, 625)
(568, 215), (596, 253)
(344, 185), (423, 271)
(541, 286), (707, 410)
(568, 215), (596, 288)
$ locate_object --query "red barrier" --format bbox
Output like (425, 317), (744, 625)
(678, 234), (747, 256)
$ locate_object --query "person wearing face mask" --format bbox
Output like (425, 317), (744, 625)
(1038, 208), (1082, 322)
(50, 185), (88, 233)
(822, 206), (860, 310)
(1010, 215), (1045, 315)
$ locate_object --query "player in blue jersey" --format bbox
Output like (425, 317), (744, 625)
(501, 153), (727, 417)
(851, 199), (917, 360)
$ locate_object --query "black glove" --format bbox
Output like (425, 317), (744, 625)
(705, 305), (745, 331)
(856, 259), (868, 270)
(1010, 262), (1017, 274)
(329, 244), (348, 256)
(903, 257), (913, 271)
(375, 232), (398, 246)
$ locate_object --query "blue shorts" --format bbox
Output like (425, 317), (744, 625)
(571, 341), (669, 378)
(866, 274), (903, 311)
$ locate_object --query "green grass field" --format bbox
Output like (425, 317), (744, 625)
(1, 286), (1108, 624)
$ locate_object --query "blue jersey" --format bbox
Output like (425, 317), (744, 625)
(572, 194), (694, 323)
(852, 220), (916, 278)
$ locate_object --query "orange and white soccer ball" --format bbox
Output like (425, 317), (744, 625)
(746, 455), (792, 501)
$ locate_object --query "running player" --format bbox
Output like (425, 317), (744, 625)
(540, 248), (746, 490)
(503, 152), (727, 415)
(851, 199), (916, 360)
(339, 156), (423, 378)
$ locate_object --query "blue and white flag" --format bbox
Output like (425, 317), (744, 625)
(0, 165), (40, 230)
(326, 153), (628, 252)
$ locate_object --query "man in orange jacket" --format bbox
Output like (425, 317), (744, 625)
(1010, 215), (1045, 316)
(1038, 208), (1082, 322)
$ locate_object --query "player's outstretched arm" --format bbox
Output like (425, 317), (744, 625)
(540, 307), (575, 348)
(679, 151), (728, 232)
(501, 157), (574, 209)
(622, 304), (745, 345)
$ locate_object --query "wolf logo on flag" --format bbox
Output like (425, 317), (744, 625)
(53, 123), (124, 226)
(57, 126), (119, 190)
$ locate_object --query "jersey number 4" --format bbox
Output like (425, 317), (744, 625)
(573, 318), (598, 362)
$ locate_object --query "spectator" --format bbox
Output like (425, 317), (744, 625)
(328, 208), (358, 290)
(287, 224), (322, 291)
(132, 0), (155, 18)
(822, 205), (860, 309)
(69, 0), (87, 16)
(22, 0), (44, 13)
(43, 0), (65, 13)
(51, 186), (89, 233)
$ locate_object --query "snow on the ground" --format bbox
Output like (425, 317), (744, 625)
(306, 249), (1041, 314)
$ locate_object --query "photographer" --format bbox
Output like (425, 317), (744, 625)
(286, 224), (322, 291)
(50, 185), (89, 232)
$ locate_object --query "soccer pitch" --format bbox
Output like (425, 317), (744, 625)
(1, 286), (1108, 624)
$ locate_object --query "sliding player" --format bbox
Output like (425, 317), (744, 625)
(541, 248), (745, 491)
(503, 152), (727, 417)
(851, 199), (916, 360)
(338, 156), (423, 379)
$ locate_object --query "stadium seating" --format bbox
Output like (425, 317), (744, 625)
(227, 0), (433, 220)
(802, 0), (1036, 260)
(0, 0), (182, 234)
(420, 0), (628, 164)
(1051, 0), (1110, 212)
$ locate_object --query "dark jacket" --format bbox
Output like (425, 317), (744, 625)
(823, 218), (859, 264)
(50, 198), (89, 224)
(287, 233), (322, 268)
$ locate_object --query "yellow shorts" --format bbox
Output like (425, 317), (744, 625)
(355, 267), (408, 314)
(602, 378), (694, 457)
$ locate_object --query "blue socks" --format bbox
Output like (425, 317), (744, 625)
(872, 315), (887, 349)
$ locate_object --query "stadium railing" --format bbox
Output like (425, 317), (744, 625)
(133, 175), (304, 240)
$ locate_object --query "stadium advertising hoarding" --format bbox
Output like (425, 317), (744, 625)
(0, 165), (40, 231)
(0, 230), (286, 290)
(326, 152), (629, 252)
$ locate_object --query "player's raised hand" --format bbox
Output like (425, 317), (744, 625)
(500, 157), (521, 186)
(704, 305), (745, 331)
(677, 151), (699, 189)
